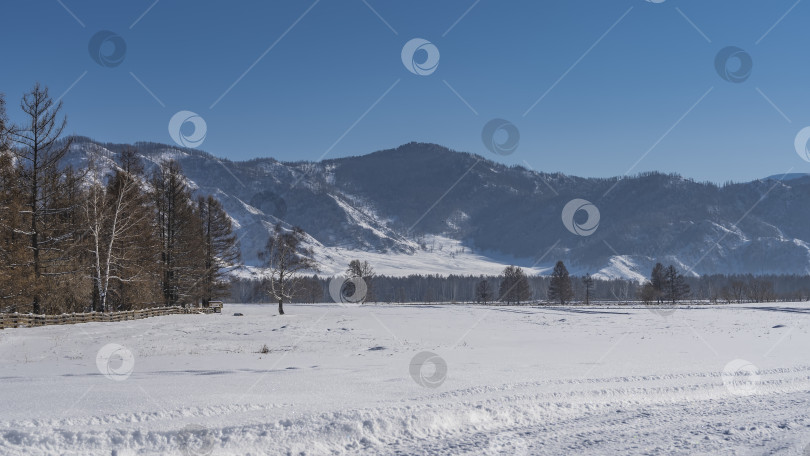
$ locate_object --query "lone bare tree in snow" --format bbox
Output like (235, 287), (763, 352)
(259, 224), (318, 315)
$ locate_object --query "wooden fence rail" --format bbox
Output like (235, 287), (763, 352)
(0, 305), (221, 329)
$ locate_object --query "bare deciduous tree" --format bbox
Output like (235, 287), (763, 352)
(346, 259), (374, 303)
(638, 281), (657, 304)
(259, 224), (318, 315)
(0, 142), (31, 309)
(0, 93), (10, 151)
(10, 84), (74, 314)
(85, 156), (156, 312)
(475, 278), (492, 304)
(583, 273), (594, 305)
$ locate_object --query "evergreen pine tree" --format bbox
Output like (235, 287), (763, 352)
(548, 261), (573, 305)
(499, 266), (531, 304)
(664, 265), (690, 303)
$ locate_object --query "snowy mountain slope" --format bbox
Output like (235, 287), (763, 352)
(63, 138), (810, 279)
(310, 235), (551, 277)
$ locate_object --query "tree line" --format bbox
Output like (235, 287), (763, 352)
(0, 84), (240, 314)
(231, 260), (810, 306)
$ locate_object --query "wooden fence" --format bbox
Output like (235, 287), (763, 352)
(0, 305), (221, 329)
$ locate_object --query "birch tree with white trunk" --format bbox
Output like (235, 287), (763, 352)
(85, 161), (152, 312)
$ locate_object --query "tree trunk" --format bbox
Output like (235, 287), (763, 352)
(31, 167), (40, 314)
(278, 299), (284, 315)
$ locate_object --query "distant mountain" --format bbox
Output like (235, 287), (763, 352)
(63, 138), (810, 280)
(762, 173), (810, 182)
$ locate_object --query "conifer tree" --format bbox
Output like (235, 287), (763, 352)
(548, 261), (573, 305)
(152, 160), (205, 307)
(499, 265), (531, 304)
(198, 195), (240, 306)
(663, 265), (690, 303)
(10, 84), (74, 314)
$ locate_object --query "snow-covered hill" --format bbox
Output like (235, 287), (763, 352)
(64, 138), (810, 279)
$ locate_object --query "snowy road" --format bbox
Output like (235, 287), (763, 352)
(1, 303), (810, 455)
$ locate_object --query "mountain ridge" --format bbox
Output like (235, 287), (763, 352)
(62, 137), (810, 279)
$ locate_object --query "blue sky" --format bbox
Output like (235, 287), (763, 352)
(2, 0), (809, 182)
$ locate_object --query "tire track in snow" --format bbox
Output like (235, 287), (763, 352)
(3, 366), (810, 455)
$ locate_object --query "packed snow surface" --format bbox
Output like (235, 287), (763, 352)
(2, 303), (810, 455)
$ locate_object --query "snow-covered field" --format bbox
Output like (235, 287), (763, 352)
(2, 303), (810, 455)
